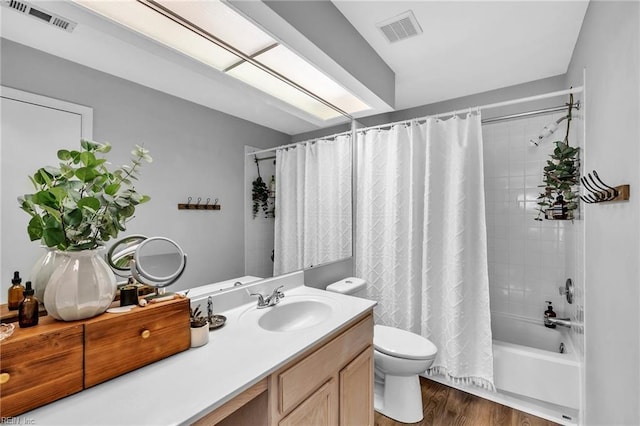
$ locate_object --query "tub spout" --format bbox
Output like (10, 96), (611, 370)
(545, 316), (572, 327)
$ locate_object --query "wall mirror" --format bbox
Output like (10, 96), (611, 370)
(245, 123), (354, 281)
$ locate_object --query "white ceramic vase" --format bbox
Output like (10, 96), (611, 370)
(30, 247), (60, 305)
(44, 248), (117, 321)
(190, 324), (209, 348)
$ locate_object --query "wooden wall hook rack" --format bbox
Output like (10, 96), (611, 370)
(580, 170), (630, 204)
(178, 197), (220, 210)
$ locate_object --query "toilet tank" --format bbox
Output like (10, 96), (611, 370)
(326, 277), (367, 298)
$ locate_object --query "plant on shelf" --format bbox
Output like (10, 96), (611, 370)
(535, 95), (580, 221)
(190, 305), (208, 328)
(18, 139), (152, 250)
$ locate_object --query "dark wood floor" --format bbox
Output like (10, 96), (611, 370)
(374, 377), (559, 426)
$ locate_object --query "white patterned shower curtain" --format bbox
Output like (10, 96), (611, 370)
(355, 113), (494, 389)
(273, 135), (352, 275)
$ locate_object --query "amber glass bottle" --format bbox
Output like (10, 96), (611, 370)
(7, 271), (25, 310)
(18, 281), (39, 328)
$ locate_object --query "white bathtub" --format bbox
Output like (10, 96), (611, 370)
(491, 312), (580, 410)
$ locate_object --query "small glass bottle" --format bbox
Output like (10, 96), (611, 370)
(18, 281), (39, 328)
(7, 271), (25, 310)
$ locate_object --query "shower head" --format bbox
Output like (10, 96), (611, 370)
(530, 116), (569, 146)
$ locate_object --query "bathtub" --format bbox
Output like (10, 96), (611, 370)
(491, 312), (580, 410)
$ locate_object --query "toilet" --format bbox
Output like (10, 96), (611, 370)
(326, 278), (437, 423)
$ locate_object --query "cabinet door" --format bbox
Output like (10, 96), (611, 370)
(339, 346), (374, 426)
(279, 379), (338, 426)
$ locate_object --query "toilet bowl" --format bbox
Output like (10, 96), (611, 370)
(326, 278), (438, 423)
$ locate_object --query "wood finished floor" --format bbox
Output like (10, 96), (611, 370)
(374, 378), (559, 426)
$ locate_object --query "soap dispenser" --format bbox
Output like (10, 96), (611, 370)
(7, 271), (25, 311)
(544, 301), (556, 328)
(18, 281), (39, 328)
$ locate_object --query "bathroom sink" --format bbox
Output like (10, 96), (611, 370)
(238, 296), (335, 332)
(258, 300), (333, 332)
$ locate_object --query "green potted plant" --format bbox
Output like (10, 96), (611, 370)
(18, 139), (152, 321)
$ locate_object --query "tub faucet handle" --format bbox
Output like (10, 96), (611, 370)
(545, 316), (572, 327)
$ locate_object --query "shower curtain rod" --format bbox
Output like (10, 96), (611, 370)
(355, 86), (584, 133)
(247, 130), (352, 156)
(248, 86), (584, 156)
(480, 102), (580, 124)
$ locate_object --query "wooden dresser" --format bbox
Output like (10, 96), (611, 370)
(0, 297), (190, 417)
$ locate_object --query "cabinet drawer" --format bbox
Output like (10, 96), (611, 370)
(276, 314), (373, 415)
(84, 298), (190, 388)
(0, 320), (83, 417)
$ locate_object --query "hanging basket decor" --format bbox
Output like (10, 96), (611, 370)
(251, 156), (274, 219)
(536, 94), (580, 221)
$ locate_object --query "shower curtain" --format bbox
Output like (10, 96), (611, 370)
(273, 135), (352, 275)
(356, 113), (494, 389)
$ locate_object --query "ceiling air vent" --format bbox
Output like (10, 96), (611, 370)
(377, 10), (423, 43)
(1, 0), (77, 33)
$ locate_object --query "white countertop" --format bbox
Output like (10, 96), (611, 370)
(23, 272), (375, 425)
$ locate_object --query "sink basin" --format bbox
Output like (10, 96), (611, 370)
(256, 300), (333, 332)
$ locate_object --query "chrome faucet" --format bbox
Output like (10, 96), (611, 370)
(249, 285), (285, 309)
(545, 316), (572, 328)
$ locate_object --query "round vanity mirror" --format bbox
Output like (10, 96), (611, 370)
(108, 236), (187, 291)
(132, 237), (186, 288)
(107, 234), (148, 277)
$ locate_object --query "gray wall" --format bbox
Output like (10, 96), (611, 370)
(1, 39), (289, 292)
(565, 2), (640, 425)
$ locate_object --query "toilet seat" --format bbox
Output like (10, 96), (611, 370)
(374, 325), (437, 360)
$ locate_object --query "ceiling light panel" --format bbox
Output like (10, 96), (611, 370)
(227, 62), (342, 120)
(255, 45), (371, 115)
(73, 0), (239, 70)
(155, 0), (276, 56)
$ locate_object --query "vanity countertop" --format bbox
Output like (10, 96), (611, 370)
(22, 272), (375, 425)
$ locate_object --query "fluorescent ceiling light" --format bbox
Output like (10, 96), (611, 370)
(227, 62), (341, 120)
(154, 0), (276, 56)
(254, 45), (371, 115)
(74, 0), (239, 70)
(73, 0), (370, 121)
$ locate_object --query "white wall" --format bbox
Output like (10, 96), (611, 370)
(565, 2), (640, 424)
(0, 39), (289, 297)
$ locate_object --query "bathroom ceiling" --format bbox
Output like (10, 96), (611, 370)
(333, 0), (589, 110)
(0, 1), (588, 135)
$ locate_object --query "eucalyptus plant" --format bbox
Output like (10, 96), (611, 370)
(18, 139), (152, 250)
(252, 176), (271, 218)
(535, 141), (580, 221)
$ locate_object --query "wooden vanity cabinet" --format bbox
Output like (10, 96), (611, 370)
(269, 312), (374, 426)
(195, 311), (374, 426)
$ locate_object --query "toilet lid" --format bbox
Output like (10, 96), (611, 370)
(374, 325), (437, 360)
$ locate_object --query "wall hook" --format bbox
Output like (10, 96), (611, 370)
(579, 170), (629, 204)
